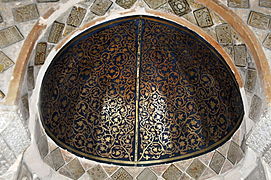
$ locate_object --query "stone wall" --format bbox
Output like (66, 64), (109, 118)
(0, 0), (270, 179)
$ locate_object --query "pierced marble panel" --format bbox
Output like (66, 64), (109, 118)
(12, 4), (39, 22)
(209, 151), (225, 174)
(259, 0), (271, 8)
(0, 51), (14, 73)
(48, 21), (65, 44)
(215, 23), (232, 45)
(162, 164), (182, 180)
(0, 26), (24, 48)
(90, 0), (113, 16)
(111, 167), (133, 180)
(116, 0), (137, 9)
(193, 8), (213, 28)
(234, 44), (247, 67)
(245, 69), (257, 93)
(227, 141), (243, 165)
(247, 11), (270, 30)
(263, 33), (271, 50)
(137, 168), (157, 180)
(88, 165), (108, 180)
(35, 42), (47, 65)
(249, 95), (262, 122)
(168, 0), (191, 16)
(186, 159), (206, 179)
(227, 0), (249, 8)
(67, 6), (87, 27)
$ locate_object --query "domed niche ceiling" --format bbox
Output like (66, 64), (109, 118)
(39, 15), (244, 166)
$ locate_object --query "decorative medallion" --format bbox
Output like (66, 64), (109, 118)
(40, 16), (244, 166)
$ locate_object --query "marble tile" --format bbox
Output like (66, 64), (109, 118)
(150, 165), (168, 176)
(61, 149), (74, 163)
(168, 0), (191, 16)
(111, 167), (132, 180)
(180, 173), (192, 180)
(35, 42), (47, 65)
(58, 166), (74, 179)
(162, 164), (182, 180)
(199, 167), (216, 180)
(90, 0), (113, 16)
(245, 69), (257, 93)
(209, 151), (226, 174)
(227, 141), (243, 165)
(174, 159), (193, 171)
(12, 4), (39, 22)
(259, 0), (271, 8)
(217, 141), (230, 157)
(50, 148), (65, 170)
(37, 135), (49, 159)
(247, 11), (270, 30)
(263, 33), (271, 50)
(80, 159), (93, 171)
(27, 66), (35, 90)
(67, 6), (87, 27)
(0, 26), (24, 48)
(103, 165), (118, 176)
(198, 151), (214, 166)
(215, 23), (233, 45)
(186, 159), (206, 179)
(143, 0), (167, 9)
(63, 25), (76, 37)
(0, 51), (14, 73)
(48, 21), (65, 44)
(137, 168), (157, 180)
(66, 158), (85, 180)
(227, 0), (249, 8)
(193, 8), (213, 28)
(249, 95), (262, 122)
(116, 0), (137, 9)
(88, 165), (108, 180)
(234, 44), (247, 67)
(37, 0), (59, 2)
(220, 159), (233, 174)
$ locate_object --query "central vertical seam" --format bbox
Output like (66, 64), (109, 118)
(134, 18), (143, 162)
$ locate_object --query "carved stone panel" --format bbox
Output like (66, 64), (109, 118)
(259, 0), (271, 8)
(0, 51), (14, 72)
(66, 6), (87, 27)
(116, 0), (137, 9)
(227, 0), (249, 8)
(168, 0), (191, 16)
(234, 44), (247, 67)
(245, 69), (257, 93)
(249, 95), (262, 122)
(247, 11), (270, 30)
(263, 33), (271, 50)
(90, 0), (113, 16)
(35, 42), (47, 65)
(193, 8), (213, 28)
(48, 21), (65, 44)
(0, 26), (24, 48)
(143, 0), (167, 9)
(215, 23), (233, 45)
(12, 4), (39, 22)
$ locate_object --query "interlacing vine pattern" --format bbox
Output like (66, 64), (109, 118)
(40, 16), (244, 166)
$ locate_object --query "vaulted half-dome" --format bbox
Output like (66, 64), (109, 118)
(39, 15), (244, 166)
